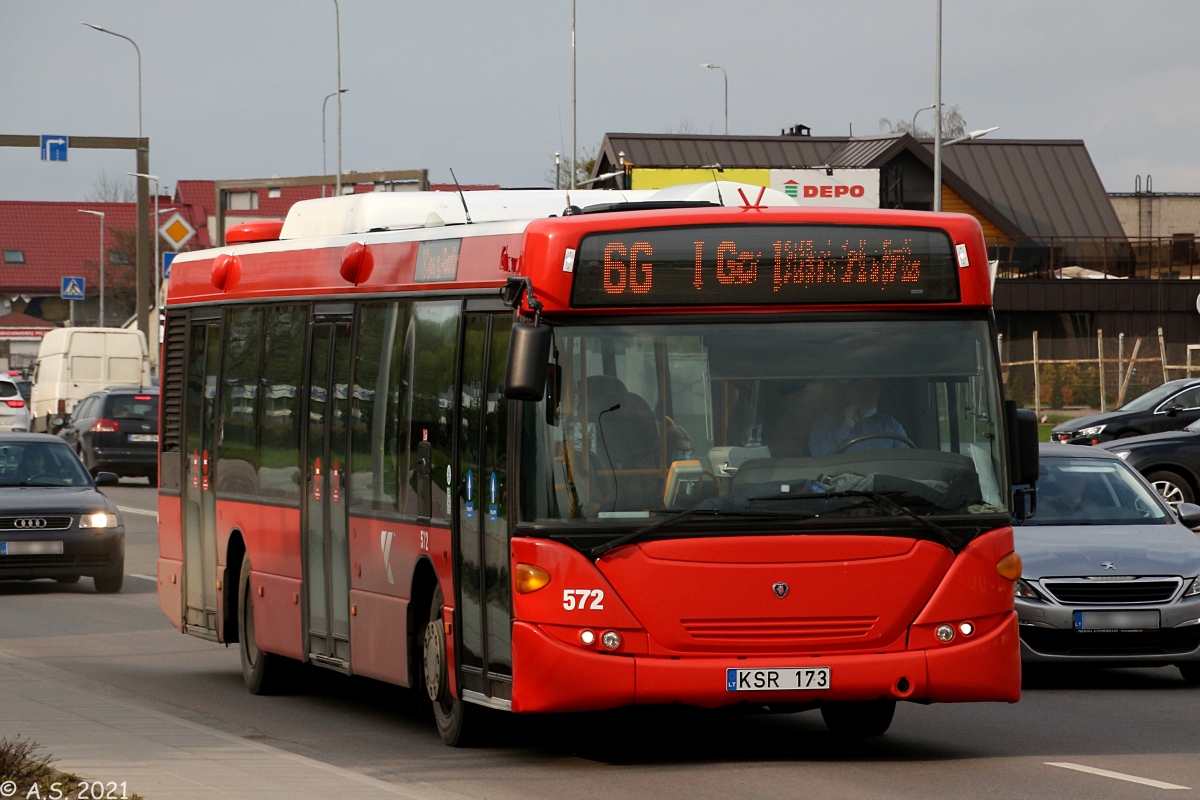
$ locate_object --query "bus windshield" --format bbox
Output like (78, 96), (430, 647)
(520, 317), (1008, 525)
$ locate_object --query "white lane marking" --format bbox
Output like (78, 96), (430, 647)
(117, 506), (157, 517)
(129, 573), (157, 582)
(1046, 762), (1190, 790)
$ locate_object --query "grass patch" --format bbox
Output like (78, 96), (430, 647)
(0, 736), (143, 799)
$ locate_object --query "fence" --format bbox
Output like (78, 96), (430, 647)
(998, 328), (1200, 416)
(991, 236), (1200, 280)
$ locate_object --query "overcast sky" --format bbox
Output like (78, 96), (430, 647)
(3, 1), (1198, 201)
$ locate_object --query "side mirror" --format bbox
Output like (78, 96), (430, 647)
(504, 322), (552, 401)
(1176, 501), (1200, 529)
(1167, 405), (1184, 417)
(94, 471), (120, 487)
(1007, 400), (1040, 520)
(50, 417), (64, 428)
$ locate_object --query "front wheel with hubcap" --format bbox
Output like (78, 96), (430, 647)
(821, 700), (896, 737)
(1147, 471), (1194, 508)
(238, 552), (295, 694)
(423, 585), (486, 746)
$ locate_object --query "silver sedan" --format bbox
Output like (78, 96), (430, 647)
(1015, 443), (1200, 682)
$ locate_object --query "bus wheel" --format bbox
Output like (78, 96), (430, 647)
(820, 700), (896, 737)
(238, 552), (293, 695)
(424, 585), (485, 746)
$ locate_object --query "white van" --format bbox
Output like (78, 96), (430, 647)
(31, 328), (151, 430)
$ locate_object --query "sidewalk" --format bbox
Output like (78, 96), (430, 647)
(0, 652), (474, 800)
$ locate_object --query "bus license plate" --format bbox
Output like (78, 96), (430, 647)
(1, 541), (64, 555)
(129, 434), (158, 442)
(727, 667), (830, 691)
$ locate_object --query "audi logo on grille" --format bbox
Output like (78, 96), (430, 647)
(13, 518), (47, 529)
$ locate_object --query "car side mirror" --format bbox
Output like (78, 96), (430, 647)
(50, 416), (64, 428)
(1167, 405), (1184, 417)
(1176, 501), (1200, 528)
(94, 471), (119, 487)
(504, 322), (552, 401)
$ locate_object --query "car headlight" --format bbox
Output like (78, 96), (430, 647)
(1077, 424), (1106, 437)
(1015, 578), (1043, 600)
(1113, 450), (1131, 461)
(1185, 578), (1200, 597)
(79, 512), (118, 529)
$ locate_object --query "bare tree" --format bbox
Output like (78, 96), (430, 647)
(879, 105), (967, 140)
(666, 116), (699, 135)
(544, 147), (599, 188)
(85, 171), (136, 203)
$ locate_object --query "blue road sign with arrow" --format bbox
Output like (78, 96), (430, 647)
(40, 135), (68, 162)
(61, 277), (86, 300)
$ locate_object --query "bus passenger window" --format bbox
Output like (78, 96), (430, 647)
(217, 306), (263, 496)
(259, 305), (306, 503)
(406, 301), (459, 522)
(350, 302), (408, 512)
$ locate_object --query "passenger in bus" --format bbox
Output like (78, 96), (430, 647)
(809, 378), (908, 456)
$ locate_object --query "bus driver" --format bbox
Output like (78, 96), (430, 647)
(809, 377), (908, 456)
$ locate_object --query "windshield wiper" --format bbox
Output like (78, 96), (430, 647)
(750, 490), (964, 550)
(589, 506), (818, 560)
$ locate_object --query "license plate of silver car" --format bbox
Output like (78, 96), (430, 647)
(1, 541), (64, 555)
(1074, 610), (1160, 631)
(726, 667), (830, 691)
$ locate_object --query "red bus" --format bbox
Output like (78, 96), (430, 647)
(156, 186), (1038, 745)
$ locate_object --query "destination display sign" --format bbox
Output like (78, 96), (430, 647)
(569, 225), (959, 307)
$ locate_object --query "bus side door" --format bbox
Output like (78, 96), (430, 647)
(456, 310), (513, 704)
(182, 316), (221, 637)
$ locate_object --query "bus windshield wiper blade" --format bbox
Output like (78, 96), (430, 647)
(750, 490), (964, 550)
(588, 506), (817, 560)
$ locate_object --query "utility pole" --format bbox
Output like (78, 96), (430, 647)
(333, 0), (343, 196)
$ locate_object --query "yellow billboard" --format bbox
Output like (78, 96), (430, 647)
(630, 168), (770, 190)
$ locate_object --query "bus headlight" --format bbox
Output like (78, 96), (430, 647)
(79, 512), (118, 529)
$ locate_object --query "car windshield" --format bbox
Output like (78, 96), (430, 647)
(0, 442), (91, 487)
(520, 318), (1008, 525)
(110, 394), (158, 421)
(1023, 456), (1169, 526)
(1118, 382), (1187, 413)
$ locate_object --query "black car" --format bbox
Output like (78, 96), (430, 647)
(0, 434), (124, 592)
(1095, 421), (1200, 508)
(57, 387), (159, 483)
(1051, 378), (1200, 444)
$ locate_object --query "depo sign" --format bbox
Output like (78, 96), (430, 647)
(771, 168), (880, 208)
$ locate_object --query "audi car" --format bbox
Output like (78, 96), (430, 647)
(57, 387), (159, 483)
(0, 434), (124, 592)
(1051, 378), (1200, 444)
(1014, 444), (1200, 682)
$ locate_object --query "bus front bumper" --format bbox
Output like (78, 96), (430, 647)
(508, 613), (1020, 713)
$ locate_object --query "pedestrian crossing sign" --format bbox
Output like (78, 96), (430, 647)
(61, 277), (86, 300)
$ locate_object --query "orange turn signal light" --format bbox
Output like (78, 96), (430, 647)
(514, 563), (551, 594)
(996, 551), (1023, 581)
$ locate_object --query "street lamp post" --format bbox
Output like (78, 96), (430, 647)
(83, 21), (151, 339)
(571, 0), (577, 190)
(700, 64), (728, 135)
(129, 173), (160, 362)
(933, 0), (943, 211)
(912, 103), (935, 136)
(332, 0), (343, 196)
(76, 210), (105, 327)
(322, 89), (348, 197)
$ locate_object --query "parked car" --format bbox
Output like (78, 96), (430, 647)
(1050, 378), (1200, 444)
(56, 387), (159, 483)
(0, 434), (123, 592)
(0, 376), (31, 433)
(1096, 422), (1200, 507)
(30, 327), (150, 432)
(1014, 444), (1200, 682)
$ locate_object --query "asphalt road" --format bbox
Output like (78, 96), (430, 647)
(2, 484), (1199, 799)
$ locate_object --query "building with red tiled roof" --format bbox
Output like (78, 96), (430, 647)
(0, 200), (164, 325)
